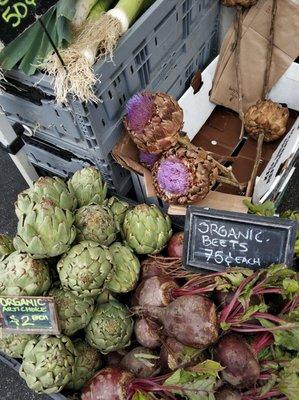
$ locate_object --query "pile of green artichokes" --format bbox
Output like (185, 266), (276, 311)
(0, 167), (173, 395)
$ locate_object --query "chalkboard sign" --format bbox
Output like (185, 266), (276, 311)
(0, 296), (60, 335)
(183, 206), (298, 273)
(0, 1), (58, 46)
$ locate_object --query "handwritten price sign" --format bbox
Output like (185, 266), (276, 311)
(183, 207), (297, 273)
(0, 296), (60, 335)
(0, 0), (58, 46)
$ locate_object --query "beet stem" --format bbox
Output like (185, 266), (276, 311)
(251, 332), (274, 355)
(220, 273), (257, 322)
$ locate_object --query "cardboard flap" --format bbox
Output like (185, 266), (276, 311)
(210, 0), (299, 113)
(112, 134), (147, 175)
(253, 117), (299, 203)
(168, 192), (251, 215)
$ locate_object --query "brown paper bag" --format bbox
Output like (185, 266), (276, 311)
(210, 0), (299, 113)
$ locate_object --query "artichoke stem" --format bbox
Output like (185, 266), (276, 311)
(246, 132), (265, 197)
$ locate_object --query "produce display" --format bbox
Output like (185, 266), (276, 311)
(0, 166), (297, 400)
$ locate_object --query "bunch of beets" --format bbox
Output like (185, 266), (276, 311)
(82, 231), (299, 400)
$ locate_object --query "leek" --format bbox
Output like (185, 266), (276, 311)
(72, 0), (99, 30)
(44, 0), (115, 103)
(45, 0), (148, 103)
(0, 0), (75, 76)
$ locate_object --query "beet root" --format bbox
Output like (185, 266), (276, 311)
(82, 367), (134, 400)
(215, 387), (242, 400)
(143, 295), (219, 349)
(132, 276), (179, 307)
(160, 337), (204, 372)
(120, 346), (160, 378)
(141, 258), (166, 279)
(167, 232), (184, 258)
(134, 318), (161, 349)
(215, 334), (260, 389)
(106, 350), (128, 367)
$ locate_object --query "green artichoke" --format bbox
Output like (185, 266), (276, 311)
(19, 335), (76, 394)
(0, 333), (36, 358)
(104, 197), (130, 230)
(96, 290), (117, 305)
(75, 205), (118, 246)
(14, 199), (76, 258)
(15, 177), (77, 218)
(66, 340), (102, 391)
(57, 241), (113, 298)
(123, 204), (172, 254)
(107, 242), (140, 293)
(0, 252), (51, 296)
(85, 300), (133, 354)
(68, 167), (107, 207)
(0, 234), (14, 258)
(49, 288), (95, 336)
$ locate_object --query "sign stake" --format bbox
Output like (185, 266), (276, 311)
(38, 18), (67, 72)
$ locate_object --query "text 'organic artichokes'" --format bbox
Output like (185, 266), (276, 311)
(66, 340), (102, 391)
(15, 177), (77, 218)
(49, 288), (95, 336)
(19, 335), (76, 394)
(75, 205), (118, 246)
(0, 252), (51, 296)
(68, 167), (107, 207)
(57, 241), (113, 298)
(14, 199), (76, 258)
(123, 204), (172, 254)
(107, 242), (140, 293)
(0, 333), (36, 359)
(85, 300), (133, 354)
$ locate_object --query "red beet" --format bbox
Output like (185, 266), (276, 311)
(106, 351), (128, 367)
(215, 334), (260, 389)
(214, 290), (236, 309)
(134, 318), (161, 349)
(167, 232), (184, 258)
(141, 258), (166, 279)
(82, 367), (134, 400)
(160, 337), (203, 372)
(132, 276), (178, 307)
(141, 295), (219, 348)
(215, 387), (241, 400)
(120, 347), (160, 378)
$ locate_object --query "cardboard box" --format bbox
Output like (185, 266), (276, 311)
(112, 59), (299, 215)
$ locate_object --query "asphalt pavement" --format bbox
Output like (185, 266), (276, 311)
(0, 149), (298, 399)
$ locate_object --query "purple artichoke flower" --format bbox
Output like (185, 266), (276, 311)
(139, 151), (159, 169)
(156, 158), (189, 195)
(125, 92), (155, 132)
